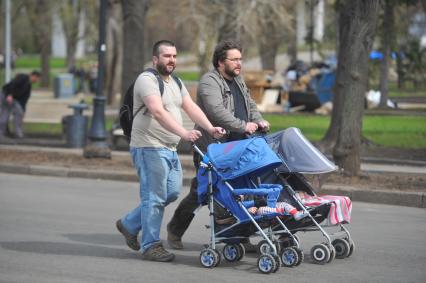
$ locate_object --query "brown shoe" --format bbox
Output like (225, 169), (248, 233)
(143, 242), (175, 262)
(167, 224), (183, 250)
(116, 219), (140, 251)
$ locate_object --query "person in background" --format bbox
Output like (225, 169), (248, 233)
(0, 70), (41, 139)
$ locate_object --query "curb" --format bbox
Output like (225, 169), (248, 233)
(0, 163), (424, 209)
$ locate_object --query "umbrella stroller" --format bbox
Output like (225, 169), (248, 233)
(262, 127), (355, 264)
(194, 137), (305, 273)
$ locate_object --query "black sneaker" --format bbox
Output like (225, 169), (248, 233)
(116, 219), (140, 251)
(142, 242), (175, 262)
(167, 224), (183, 250)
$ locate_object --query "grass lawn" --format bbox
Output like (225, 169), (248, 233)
(263, 113), (426, 149)
(21, 113), (426, 149)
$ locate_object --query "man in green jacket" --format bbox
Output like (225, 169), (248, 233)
(167, 40), (269, 251)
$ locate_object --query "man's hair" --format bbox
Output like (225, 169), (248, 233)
(152, 40), (176, 57)
(31, 70), (41, 77)
(212, 40), (242, 69)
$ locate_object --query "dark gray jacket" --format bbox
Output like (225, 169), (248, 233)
(195, 69), (263, 151)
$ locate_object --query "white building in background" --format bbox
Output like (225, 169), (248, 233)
(51, 8), (86, 58)
(314, 0), (325, 42)
(297, 0), (325, 44)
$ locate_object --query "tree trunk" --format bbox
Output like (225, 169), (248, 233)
(217, 0), (239, 42)
(26, 0), (53, 88)
(256, 5), (283, 72)
(378, 0), (394, 108)
(287, 13), (298, 65)
(60, 0), (83, 71)
(330, 0), (380, 176)
(258, 37), (279, 71)
(106, 1), (123, 106)
(320, 0), (344, 150)
(120, 0), (150, 102)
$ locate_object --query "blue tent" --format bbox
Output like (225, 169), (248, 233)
(207, 137), (282, 180)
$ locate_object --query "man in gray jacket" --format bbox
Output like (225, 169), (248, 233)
(167, 40), (269, 251)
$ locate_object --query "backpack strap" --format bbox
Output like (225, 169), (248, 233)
(136, 68), (183, 116)
(171, 75), (182, 91)
(145, 68), (165, 95)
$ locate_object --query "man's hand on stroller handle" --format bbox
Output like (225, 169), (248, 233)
(244, 120), (270, 138)
(257, 120), (270, 131)
(209, 127), (226, 139)
(245, 120), (270, 135)
(184, 129), (202, 142)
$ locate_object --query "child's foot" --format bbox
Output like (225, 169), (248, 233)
(294, 210), (309, 221)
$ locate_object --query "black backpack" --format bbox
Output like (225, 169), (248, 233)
(119, 68), (182, 139)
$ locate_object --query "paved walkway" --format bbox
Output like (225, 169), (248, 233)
(3, 88), (424, 209)
(0, 143), (424, 208)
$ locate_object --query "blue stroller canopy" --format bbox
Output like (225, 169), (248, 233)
(207, 137), (282, 180)
(265, 127), (337, 174)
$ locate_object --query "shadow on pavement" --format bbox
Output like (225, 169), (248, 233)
(0, 241), (139, 260)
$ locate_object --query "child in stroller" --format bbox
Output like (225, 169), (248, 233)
(262, 127), (355, 264)
(194, 137), (310, 273)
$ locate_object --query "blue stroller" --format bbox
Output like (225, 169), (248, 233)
(261, 127), (355, 264)
(194, 137), (303, 273)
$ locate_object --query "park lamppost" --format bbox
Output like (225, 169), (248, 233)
(83, 0), (111, 158)
(4, 0), (11, 83)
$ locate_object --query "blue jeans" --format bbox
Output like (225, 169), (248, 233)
(121, 147), (182, 253)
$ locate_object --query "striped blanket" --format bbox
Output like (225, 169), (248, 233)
(295, 192), (352, 225)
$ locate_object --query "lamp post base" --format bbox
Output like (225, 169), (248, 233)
(83, 141), (111, 159)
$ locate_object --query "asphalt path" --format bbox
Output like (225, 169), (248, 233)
(0, 173), (425, 283)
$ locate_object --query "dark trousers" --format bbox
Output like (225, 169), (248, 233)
(167, 153), (200, 238)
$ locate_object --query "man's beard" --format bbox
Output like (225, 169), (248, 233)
(157, 62), (175, 76)
(224, 65), (239, 78)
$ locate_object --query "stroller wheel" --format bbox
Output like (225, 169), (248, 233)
(280, 247), (299, 267)
(293, 247), (304, 266)
(237, 243), (245, 261)
(310, 244), (331, 264)
(200, 248), (220, 268)
(272, 254), (281, 273)
(332, 238), (350, 259)
(327, 245), (336, 263)
(257, 239), (280, 255)
(213, 249), (221, 266)
(223, 244), (241, 262)
(257, 254), (277, 274)
(346, 238), (355, 257)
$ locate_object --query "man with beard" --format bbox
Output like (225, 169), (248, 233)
(167, 40), (270, 252)
(116, 40), (225, 262)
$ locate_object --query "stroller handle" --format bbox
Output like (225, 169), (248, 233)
(245, 128), (269, 139)
(192, 143), (205, 158)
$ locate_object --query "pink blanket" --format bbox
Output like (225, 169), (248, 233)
(295, 192), (352, 225)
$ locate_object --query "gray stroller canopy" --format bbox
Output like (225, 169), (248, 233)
(265, 127), (337, 174)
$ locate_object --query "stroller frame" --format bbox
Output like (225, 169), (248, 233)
(194, 144), (292, 273)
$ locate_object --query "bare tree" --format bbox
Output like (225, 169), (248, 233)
(323, 0), (380, 176)
(240, 0), (294, 71)
(216, 0), (240, 42)
(253, 0), (292, 71)
(105, 0), (122, 106)
(175, 0), (223, 75)
(379, 0), (395, 108)
(25, 0), (54, 87)
(120, 0), (150, 100)
(58, 0), (85, 70)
